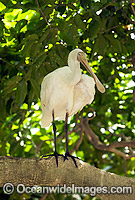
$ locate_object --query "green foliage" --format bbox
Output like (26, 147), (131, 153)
(0, 0), (135, 199)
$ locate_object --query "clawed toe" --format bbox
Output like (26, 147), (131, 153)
(64, 152), (80, 168)
(42, 151), (68, 167)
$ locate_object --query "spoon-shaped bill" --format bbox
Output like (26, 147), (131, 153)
(80, 54), (105, 93)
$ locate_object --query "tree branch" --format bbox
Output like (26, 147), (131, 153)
(99, 24), (122, 34)
(81, 118), (135, 160)
(101, 0), (118, 10)
(36, 0), (59, 37)
(36, 0), (51, 27)
(0, 156), (135, 200)
(70, 132), (83, 154)
(124, 14), (135, 25)
(130, 0), (135, 15)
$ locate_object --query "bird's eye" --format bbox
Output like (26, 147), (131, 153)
(77, 52), (82, 62)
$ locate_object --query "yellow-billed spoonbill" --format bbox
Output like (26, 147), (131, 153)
(40, 48), (105, 167)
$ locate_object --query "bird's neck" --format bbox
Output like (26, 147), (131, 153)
(68, 59), (81, 84)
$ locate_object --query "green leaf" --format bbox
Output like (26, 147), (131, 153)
(30, 78), (40, 98)
(16, 80), (27, 105)
(39, 29), (57, 45)
(34, 51), (47, 65)
(0, 2), (6, 12)
(22, 40), (36, 57)
(106, 16), (118, 29)
(39, 29), (50, 43)
(101, 0), (107, 3)
(32, 43), (41, 58)
(15, 19), (27, 32)
(89, 20), (101, 39)
(132, 75), (135, 82)
(74, 14), (85, 31)
(22, 34), (38, 46)
(92, 35), (107, 56)
(24, 68), (33, 81)
(27, 34), (38, 41)
(56, 5), (66, 15)
(0, 98), (6, 120)
(6, 76), (22, 87)
(3, 76), (22, 96)
(80, 0), (91, 9)
(105, 34), (122, 53)
(60, 25), (78, 46)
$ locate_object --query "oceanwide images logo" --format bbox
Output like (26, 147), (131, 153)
(3, 183), (133, 196)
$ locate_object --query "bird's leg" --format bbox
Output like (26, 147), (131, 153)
(52, 110), (59, 166)
(42, 110), (66, 167)
(65, 112), (69, 154)
(52, 110), (57, 154)
(64, 112), (80, 168)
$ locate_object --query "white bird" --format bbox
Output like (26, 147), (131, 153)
(41, 49), (105, 127)
(40, 48), (105, 167)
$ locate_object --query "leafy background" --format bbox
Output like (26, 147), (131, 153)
(0, 0), (135, 199)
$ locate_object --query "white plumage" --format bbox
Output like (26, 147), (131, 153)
(40, 49), (105, 128)
(68, 74), (95, 119)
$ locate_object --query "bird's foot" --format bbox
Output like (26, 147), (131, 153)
(64, 152), (81, 168)
(42, 151), (67, 167)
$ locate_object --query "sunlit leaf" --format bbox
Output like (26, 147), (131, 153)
(0, 2), (6, 12)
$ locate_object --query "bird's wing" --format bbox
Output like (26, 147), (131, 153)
(40, 73), (51, 110)
(40, 66), (74, 112)
(69, 74), (95, 116)
(40, 73), (55, 127)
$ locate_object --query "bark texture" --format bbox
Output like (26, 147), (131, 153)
(0, 156), (135, 200)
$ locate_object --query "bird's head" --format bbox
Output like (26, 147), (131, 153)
(69, 48), (105, 93)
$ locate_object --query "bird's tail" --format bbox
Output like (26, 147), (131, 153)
(41, 111), (52, 128)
